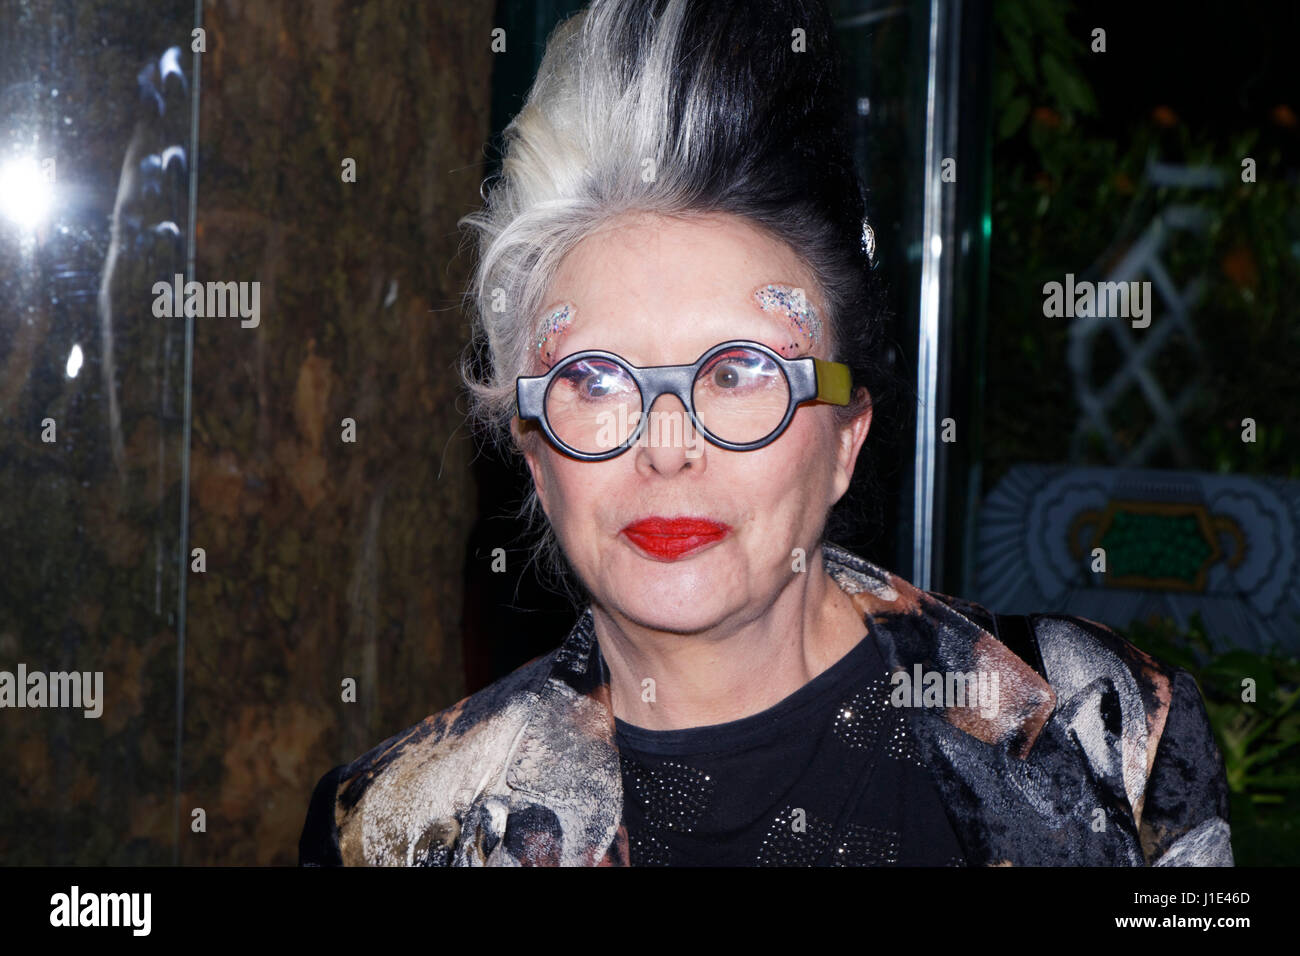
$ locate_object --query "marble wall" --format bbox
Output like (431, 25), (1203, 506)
(0, 0), (495, 864)
(184, 0), (492, 865)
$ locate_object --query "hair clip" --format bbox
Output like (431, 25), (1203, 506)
(860, 219), (876, 264)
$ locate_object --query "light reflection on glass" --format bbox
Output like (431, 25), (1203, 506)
(0, 155), (54, 228)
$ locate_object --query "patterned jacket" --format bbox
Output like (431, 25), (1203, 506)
(298, 541), (1234, 866)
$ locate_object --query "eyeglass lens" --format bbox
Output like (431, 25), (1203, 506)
(543, 346), (790, 454)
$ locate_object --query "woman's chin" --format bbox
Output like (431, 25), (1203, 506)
(617, 599), (731, 636)
(601, 558), (741, 633)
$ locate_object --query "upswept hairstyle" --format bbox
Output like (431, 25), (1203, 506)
(458, 0), (899, 602)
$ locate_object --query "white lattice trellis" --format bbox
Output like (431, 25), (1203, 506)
(1067, 163), (1224, 466)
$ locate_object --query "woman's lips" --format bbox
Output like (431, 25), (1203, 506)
(621, 516), (731, 561)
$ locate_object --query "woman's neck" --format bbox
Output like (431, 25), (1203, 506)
(595, 555), (869, 731)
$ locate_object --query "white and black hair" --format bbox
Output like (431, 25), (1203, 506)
(458, 0), (900, 600)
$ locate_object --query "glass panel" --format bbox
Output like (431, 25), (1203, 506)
(831, 0), (982, 581)
(970, 1), (1300, 864)
(0, 0), (196, 864)
(831, 0), (926, 576)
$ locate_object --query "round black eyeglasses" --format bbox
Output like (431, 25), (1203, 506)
(515, 339), (852, 461)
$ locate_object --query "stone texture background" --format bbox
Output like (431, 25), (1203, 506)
(185, 0), (491, 865)
(0, 0), (494, 864)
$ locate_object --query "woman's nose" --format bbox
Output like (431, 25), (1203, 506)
(634, 393), (704, 473)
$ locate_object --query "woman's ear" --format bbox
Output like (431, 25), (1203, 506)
(512, 417), (550, 512)
(832, 388), (873, 500)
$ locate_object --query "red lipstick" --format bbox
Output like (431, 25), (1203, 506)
(621, 516), (731, 561)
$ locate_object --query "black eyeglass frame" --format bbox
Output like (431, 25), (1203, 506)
(515, 339), (852, 462)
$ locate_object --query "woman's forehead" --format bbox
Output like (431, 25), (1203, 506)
(531, 213), (825, 363)
(534, 280), (823, 367)
(554, 210), (810, 284)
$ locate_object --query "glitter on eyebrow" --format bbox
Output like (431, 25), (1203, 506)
(754, 284), (822, 349)
(535, 303), (575, 364)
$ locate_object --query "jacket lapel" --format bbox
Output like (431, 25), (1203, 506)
(821, 542), (1058, 757)
(820, 543), (1146, 864)
(502, 607), (628, 866)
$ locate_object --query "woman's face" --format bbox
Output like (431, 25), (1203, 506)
(518, 211), (872, 633)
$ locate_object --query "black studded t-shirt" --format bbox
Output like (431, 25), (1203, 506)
(613, 629), (967, 866)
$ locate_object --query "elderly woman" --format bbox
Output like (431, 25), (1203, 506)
(299, 0), (1232, 867)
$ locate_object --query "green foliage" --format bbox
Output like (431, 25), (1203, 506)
(993, 0), (1097, 142)
(987, 0), (1300, 490)
(1126, 613), (1300, 864)
(983, 0), (1300, 867)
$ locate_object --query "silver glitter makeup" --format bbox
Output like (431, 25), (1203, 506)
(754, 284), (822, 352)
(535, 303), (575, 364)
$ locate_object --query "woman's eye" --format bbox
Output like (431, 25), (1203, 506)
(559, 363), (626, 399)
(712, 364), (742, 388)
(559, 368), (597, 393)
(705, 354), (775, 389)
